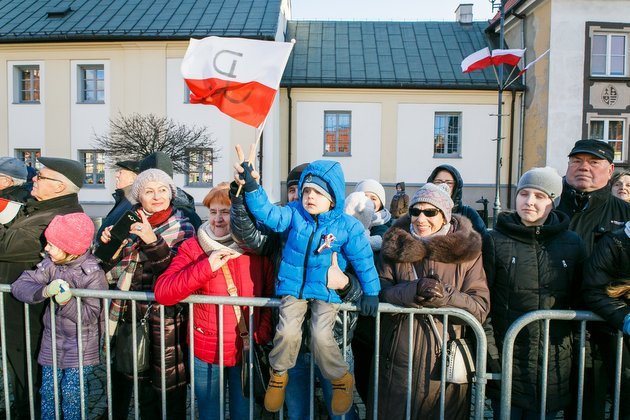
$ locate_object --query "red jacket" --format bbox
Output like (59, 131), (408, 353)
(154, 237), (274, 366)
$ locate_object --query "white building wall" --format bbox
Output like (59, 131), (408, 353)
(397, 103), (498, 185)
(7, 61), (45, 157)
(295, 101), (382, 182)
(546, 0), (630, 171)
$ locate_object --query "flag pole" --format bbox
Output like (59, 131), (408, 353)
(235, 120), (266, 197)
(492, 0), (506, 227)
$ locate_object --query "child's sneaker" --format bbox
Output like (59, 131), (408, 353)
(264, 369), (288, 412)
(331, 371), (354, 415)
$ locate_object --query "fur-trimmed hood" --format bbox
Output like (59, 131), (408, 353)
(382, 214), (481, 264)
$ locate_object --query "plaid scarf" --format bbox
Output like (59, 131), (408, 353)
(107, 209), (195, 336)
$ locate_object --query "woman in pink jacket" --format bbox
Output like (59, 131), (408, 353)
(155, 183), (274, 420)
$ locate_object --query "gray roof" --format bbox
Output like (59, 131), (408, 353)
(0, 0), (281, 43)
(282, 20), (509, 90)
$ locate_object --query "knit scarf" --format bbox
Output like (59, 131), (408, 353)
(372, 208), (392, 227)
(196, 221), (243, 256)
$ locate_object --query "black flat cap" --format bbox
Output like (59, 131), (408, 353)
(139, 152), (173, 177)
(38, 157), (85, 188)
(568, 139), (615, 163)
(115, 160), (140, 174)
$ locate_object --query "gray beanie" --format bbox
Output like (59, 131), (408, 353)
(355, 179), (386, 210)
(131, 169), (176, 202)
(0, 157), (27, 181)
(409, 183), (454, 221)
(516, 167), (562, 200)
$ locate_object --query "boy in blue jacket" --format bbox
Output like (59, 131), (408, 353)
(238, 159), (380, 416)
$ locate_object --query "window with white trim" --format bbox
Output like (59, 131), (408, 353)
(186, 148), (213, 187)
(14, 66), (40, 103)
(589, 119), (626, 162)
(434, 112), (462, 157)
(15, 149), (41, 171)
(79, 150), (106, 186)
(591, 33), (627, 76)
(78, 65), (105, 103)
(323, 111), (351, 156)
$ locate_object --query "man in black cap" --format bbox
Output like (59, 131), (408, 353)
(0, 156), (85, 418)
(557, 139), (630, 419)
(96, 160), (140, 238)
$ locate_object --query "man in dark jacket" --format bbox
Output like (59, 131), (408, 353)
(0, 157), (85, 418)
(96, 160), (139, 239)
(556, 139), (630, 419)
(0, 157), (30, 204)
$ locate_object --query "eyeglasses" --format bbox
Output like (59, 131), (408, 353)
(36, 174), (63, 183)
(410, 207), (441, 218)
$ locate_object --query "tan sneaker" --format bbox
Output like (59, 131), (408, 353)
(331, 371), (354, 416)
(264, 370), (288, 412)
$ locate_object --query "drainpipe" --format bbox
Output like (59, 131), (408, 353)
(513, 11), (527, 178)
(287, 87), (293, 174)
(507, 90), (516, 207)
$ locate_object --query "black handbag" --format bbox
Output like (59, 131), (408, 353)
(114, 304), (152, 375)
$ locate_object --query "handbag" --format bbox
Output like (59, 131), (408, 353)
(428, 314), (476, 384)
(220, 265), (269, 402)
(114, 304), (152, 375)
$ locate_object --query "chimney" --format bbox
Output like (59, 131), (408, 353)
(455, 4), (473, 23)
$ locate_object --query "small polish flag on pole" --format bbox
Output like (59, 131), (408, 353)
(181, 36), (294, 128)
(491, 48), (526, 66)
(0, 198), (23, 225)
(517, 49), (550, 77)
(461, 47), (492, 73)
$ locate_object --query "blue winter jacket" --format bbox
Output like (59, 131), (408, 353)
(244, 160), (380, 303)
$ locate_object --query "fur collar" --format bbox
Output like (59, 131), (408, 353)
(382, 214), (481, 264)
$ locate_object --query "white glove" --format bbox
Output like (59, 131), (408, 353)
(43, 279), (69, 298)
(55, 286), (73, 305)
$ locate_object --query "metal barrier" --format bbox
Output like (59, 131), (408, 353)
(0, 285), (488, 420)
(499, 309), (625, 420)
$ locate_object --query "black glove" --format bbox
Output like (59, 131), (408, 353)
(360, 295), (379, 317)
(229, 180), (240, 198)
(239, 162), (259, 193)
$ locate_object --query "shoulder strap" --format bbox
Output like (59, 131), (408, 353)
(220, 264), (251, 350)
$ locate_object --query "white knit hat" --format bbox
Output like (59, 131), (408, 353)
(131, 169), (176, 202)
(355, 179), (386, 210)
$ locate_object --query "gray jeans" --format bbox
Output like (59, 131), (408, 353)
(269, 295), (349, 381)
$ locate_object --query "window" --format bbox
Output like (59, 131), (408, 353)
(187, 148), (213, 187)
(78, 65), (105, 103)
(15, 149), (41, 170)
(323, 111), (351, 156)
(434, 112), (462, 157)
(14, 66), (40, 103)
(589, 119), (626, 162)
(591, 34), (626, 76)
(79, 150), (105, 186)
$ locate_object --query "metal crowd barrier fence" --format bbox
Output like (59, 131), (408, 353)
(0, 285), (488, 420)
(499, 310), (624, 420)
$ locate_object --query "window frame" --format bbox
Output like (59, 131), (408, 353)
(433, 112), (462, 158)
(588, 118), (626, 163)
(323, 111), (352, 157)
(591, 33), (627, 77)
(77, 64), (105, 104)
(13, 65), (41, 104)
(78, 149), (106, 187)
(186, 148), (213, 187)
(15, 149), (41, 171)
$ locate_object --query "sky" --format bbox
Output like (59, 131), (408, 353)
(290, 0), (497, 22)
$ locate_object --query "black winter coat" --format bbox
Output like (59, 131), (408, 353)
(0, 193), (83, 391)
(482, 210), (586, 411)
(96, 186), (135, 239)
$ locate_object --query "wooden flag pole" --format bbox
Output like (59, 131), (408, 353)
(235, 140), (259, 197)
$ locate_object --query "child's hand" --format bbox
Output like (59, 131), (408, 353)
(360, 295), (379, 317)
(326, 252), (349, 290)
(208, 249), (238, 272)
(55, 286), (72, 305)
(43, 279), (69, 298)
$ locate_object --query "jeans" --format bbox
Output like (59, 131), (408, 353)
(40, 365), (92, 420)
(285, 349), (360, 420)
(194, 357), (251, 420)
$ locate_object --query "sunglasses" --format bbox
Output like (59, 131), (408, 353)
(410, 207), (441, 218)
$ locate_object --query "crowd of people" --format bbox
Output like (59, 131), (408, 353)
(0, 138), (628, 419)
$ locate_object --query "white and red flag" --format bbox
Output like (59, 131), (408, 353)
(461, 47), (492, 73)
(0, 198), (22, 225)
(181, 36), (294, 128)
(517, 49), (550, 77)
(491, 48), (526, 66)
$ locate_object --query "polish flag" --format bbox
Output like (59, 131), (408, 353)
(181, 36), (294, 128)
(491, 48), (526, 67)
(461, 48), (492, 73)
(517, 49), (550, 77)
(0, 198), (22, 225)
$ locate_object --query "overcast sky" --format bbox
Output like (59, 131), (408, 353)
(290, 0), (497, 22)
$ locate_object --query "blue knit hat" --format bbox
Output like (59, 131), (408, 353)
(302, 174), (334, 203)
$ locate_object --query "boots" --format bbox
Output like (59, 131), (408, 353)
(331, 371), (354, 416)
(264, 370), (289, 413)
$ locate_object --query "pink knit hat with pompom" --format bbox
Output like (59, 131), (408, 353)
(45, 212), (94, 255)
